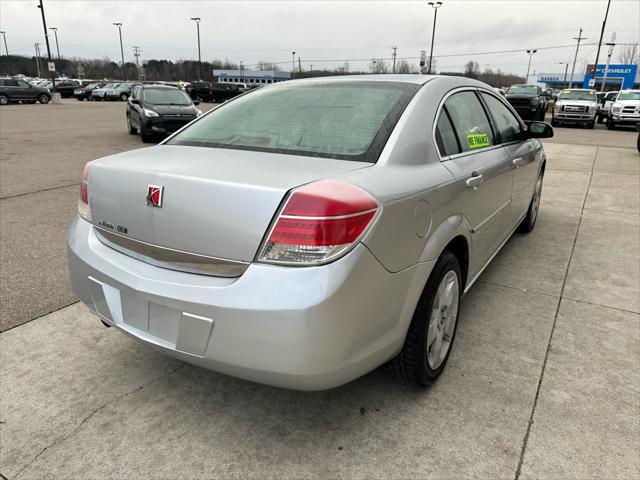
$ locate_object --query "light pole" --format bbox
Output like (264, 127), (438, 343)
(569, 27), (586, 89)
(291, 51), (296, 79)
(309, 64), (313, 77)
(190, 17), (201, 80)
(37, 0), (56, 92)
(0, 31), (8, 55)
(427, 1), (443, 74)
(113, 22), (125, 81)
(49, 27), (60, 59)
(557, 61), (569, 88)
(525, 49), (537, 83)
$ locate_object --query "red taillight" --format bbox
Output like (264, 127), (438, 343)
(78, 161), (91, 221)
(258, 180), (379, 265)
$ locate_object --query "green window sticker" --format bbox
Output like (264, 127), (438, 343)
(467, 133), (490, 149)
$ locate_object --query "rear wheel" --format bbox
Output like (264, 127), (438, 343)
(120, 93), (128, 101)
(608, 120), (616, 130)
(38, 94), (50, 104)
(0, 95), (9, 105)
(519, 170), (544, 233)
(388, 251), (462, 386)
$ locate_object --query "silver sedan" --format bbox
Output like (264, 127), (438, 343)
(67, 75), (552, 390)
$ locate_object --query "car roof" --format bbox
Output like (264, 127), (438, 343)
(287, 74), (437, 85)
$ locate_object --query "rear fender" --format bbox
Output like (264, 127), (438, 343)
(418, 214), (472, 264)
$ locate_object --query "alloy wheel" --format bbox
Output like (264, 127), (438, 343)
(426, 270), (460, 370)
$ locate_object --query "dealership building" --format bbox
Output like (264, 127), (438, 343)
(533, 63), (639, 91)
(212, 69), (291, 86)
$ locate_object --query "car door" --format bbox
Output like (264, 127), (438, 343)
(437, 89), (513, 275)
(129, 86), (141, 127)
(16, 80), (36, 100)
(480, 91), (538, 225)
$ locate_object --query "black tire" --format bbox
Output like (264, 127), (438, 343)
(120, 93), (128, 101)
(195, 95), (203, 103)
(38, 94), (50, 104)
(588, 120), (595, 129)
(519, 171), (544, 233)
(141, 127), (154, 143)
(388, 251), (462, 386)
(608, 120), (615, 130)
(551, 119), (558, 127)
(0, 95), (10, 105)
(597, 114), (604, 124)
(127, 115), (137, 135)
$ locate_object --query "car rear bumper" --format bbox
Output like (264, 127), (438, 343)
(67, 217), (431, 390)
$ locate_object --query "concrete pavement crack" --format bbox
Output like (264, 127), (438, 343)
(0, 182), (79, 200)
(513, 145), (598, 480)
(9, 363), (185, 480)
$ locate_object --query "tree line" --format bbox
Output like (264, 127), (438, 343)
(1, 53), (524, 87)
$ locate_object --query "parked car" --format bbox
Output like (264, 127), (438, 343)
(91, 83), (119, 101)
(68, 75), (552, 390)
(187, 81), (242, 103)
(598, 90), (619, 123)
(607, 90), (640, 130)
(126, 84), (202, 142)
(505, 84), (549, 121)
(552, 89), (598, 128)
(50, 80), (81, 98)
(105, 83), (133, 101)
(74, 82), (106, 101)
(0, 78), (51, 105)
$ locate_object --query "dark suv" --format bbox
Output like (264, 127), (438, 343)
(55, 80), (82, 98)
(126, 84), (202, 142)
(505, 84), (549, 121)
(187, 81), (241, 103)
(0, 78), (51, 105)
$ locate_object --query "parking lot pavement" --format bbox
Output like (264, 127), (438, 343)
(1, 105), (638, 478)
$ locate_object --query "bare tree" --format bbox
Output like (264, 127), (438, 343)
(463, 60), (481, 79)
(396, 59), (412, 74)
(369, 59), (389, 74)
(618, 42), (640, 65)
(256, 61), (277, 71)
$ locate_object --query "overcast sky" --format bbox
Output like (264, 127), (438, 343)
(1, 0), (638, 75)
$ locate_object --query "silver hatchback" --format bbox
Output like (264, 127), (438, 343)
(67, 75), (552, 390)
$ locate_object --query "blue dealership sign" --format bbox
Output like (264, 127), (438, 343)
(583, 64), (637, 89)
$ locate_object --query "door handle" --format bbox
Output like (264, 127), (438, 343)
(512, 157), (526, 168)
(466, 173), (484, 189)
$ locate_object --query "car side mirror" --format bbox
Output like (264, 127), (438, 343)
(193, 99), (200, 106)
(528, 121), (554, 139)
(130, 98), (139, 104)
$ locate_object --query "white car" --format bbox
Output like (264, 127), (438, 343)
(608, 90), (640, 130)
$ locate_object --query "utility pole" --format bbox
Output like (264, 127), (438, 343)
(391, 46), (397, 74)
(309, 64), (313, 77)
(427, 1), (443, 74)
(37, 0), (56, 92)
(601, 32), (616, 92)
(190, 17), (201, 80)
(525, 49), (537, 83)
(291, 51), (296, 79)
(132, 45), (141, 80)
(298, 57), (302, 74)
(34, 43), (42, 77)
(49, 27), (60, 59)
(592, 0), (611, 90)
(113, 23), (125, 81)
(239, 61), (244, 82)
(569, 27), (586, 89)
(0, 31), (8, 55)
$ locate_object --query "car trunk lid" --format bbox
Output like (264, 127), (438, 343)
(88, 145), (371, 265)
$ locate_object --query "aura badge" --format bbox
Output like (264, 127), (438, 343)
(146, 185), (164, 208)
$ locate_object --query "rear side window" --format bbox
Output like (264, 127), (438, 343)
(168, 81), (419, 162)
(444, 91), (495, 152)
(4, 80), (18, 87)
(481, 93), (522, 144)
(435, 110), (460, 157)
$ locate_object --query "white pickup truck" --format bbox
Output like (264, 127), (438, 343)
(608, 90), (640, 130)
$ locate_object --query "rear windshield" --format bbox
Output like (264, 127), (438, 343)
(167, 81), (419, 162)
(144, 88), (192, 105)
(558, 90), (596, 101)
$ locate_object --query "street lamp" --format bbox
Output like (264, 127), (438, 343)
(427, 1), (443, 74)
(0, 31), (8, 56)
(525, 49), (537, 83)
(291, 51), (296, 78)
(49, 27), (60, 59)
(190, 17), (202, 80)
(113, 23), (125, 81)
(558, 61), (569, 88)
